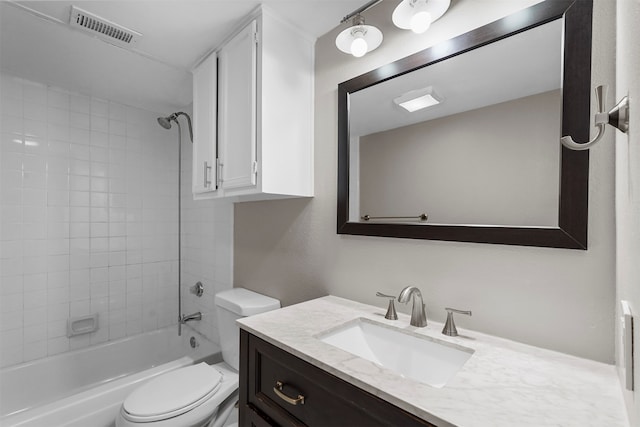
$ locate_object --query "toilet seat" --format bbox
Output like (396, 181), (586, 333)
(122, 363), (223, 423)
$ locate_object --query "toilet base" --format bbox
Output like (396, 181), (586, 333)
(208, 388), (238, 427)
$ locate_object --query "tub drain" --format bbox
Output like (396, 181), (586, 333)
(190, 336), (198, 348)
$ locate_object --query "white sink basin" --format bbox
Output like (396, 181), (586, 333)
(317, 318), (473, 388)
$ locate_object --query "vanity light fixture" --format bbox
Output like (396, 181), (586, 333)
(335, 14), (383, 57)
(394, 86), (442, 112)
(335, 0), (383, 58)
(392, 0), (451, 34)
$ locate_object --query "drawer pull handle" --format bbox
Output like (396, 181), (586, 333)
(273, 381), (305, 406)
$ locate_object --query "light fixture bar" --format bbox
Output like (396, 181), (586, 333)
(341, 0), (383, 23)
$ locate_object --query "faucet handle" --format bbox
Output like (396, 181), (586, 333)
(376, 292), (395, 299)
(442, 307), (472, 337)
(376, 292), (398, 320)
(190, 281), (204, 297)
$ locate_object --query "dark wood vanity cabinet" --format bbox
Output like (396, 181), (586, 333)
(239, 330), (436, 427)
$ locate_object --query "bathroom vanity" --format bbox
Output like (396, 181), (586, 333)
(240, 331), (434, 426)
(238, 296), (628, 426)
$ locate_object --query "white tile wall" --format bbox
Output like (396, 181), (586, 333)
(0, 73), (184, 367)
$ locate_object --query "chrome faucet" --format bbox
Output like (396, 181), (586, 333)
(179, 312), (202, 324)
(397, 286), (427, 327)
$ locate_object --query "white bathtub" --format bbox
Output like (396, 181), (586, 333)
(0, 326), (220, 427)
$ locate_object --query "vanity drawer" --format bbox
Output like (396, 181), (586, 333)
(240, 330), (435, 427)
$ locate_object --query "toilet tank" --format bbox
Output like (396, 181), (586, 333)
(215, 288), (280, 370)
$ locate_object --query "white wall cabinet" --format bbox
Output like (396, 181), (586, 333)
(219, 20), (257, 192)
(192, 52), (217, 194)
(192, 7), (314, 201)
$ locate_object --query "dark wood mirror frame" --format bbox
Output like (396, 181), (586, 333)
(337, 0), (592, 249)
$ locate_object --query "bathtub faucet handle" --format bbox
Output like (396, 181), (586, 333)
(191, 282), (204, 297)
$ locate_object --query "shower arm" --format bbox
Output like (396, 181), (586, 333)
(173, 112), (194, 142)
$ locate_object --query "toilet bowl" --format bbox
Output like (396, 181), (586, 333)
(115, 288), (280, 427)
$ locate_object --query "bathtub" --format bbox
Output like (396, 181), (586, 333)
(0, 325), (220, 427)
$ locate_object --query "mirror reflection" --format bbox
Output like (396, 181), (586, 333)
(348, 19), (563, 227)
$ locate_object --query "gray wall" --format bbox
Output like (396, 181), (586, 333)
(234, 0), (616, 363)
(358, 90), (561, 226)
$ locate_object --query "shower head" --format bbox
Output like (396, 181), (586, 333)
(157, 116), (173, 130)
(157, 112), (193, 142)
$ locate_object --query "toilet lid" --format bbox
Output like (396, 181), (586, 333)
(123, 363), (223, 422)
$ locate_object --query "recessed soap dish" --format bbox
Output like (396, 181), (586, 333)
(67, 314), (99, 337)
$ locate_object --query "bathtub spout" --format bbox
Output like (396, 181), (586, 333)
(180, 312), (202, 324)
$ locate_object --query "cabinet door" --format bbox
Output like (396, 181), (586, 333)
(192, 53), (217, 194)
(219, 20), (257, 191)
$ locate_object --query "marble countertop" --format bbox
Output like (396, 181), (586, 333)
(237, 296), (629, 427)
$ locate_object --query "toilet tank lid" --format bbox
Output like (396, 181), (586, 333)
(215, 288), (280, 316)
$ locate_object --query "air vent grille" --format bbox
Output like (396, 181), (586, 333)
(69, 6), (142, 48)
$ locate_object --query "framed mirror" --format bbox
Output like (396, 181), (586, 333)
(337, 0), (592, 249)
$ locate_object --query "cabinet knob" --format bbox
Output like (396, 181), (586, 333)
(273, 381), (305, 406)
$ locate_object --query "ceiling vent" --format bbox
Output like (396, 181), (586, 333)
(69, 6), (142, 48)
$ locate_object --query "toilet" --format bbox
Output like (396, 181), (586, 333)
(116, 288), (280, 427)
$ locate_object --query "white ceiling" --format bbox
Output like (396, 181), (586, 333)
(0, 0), (368, 113)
